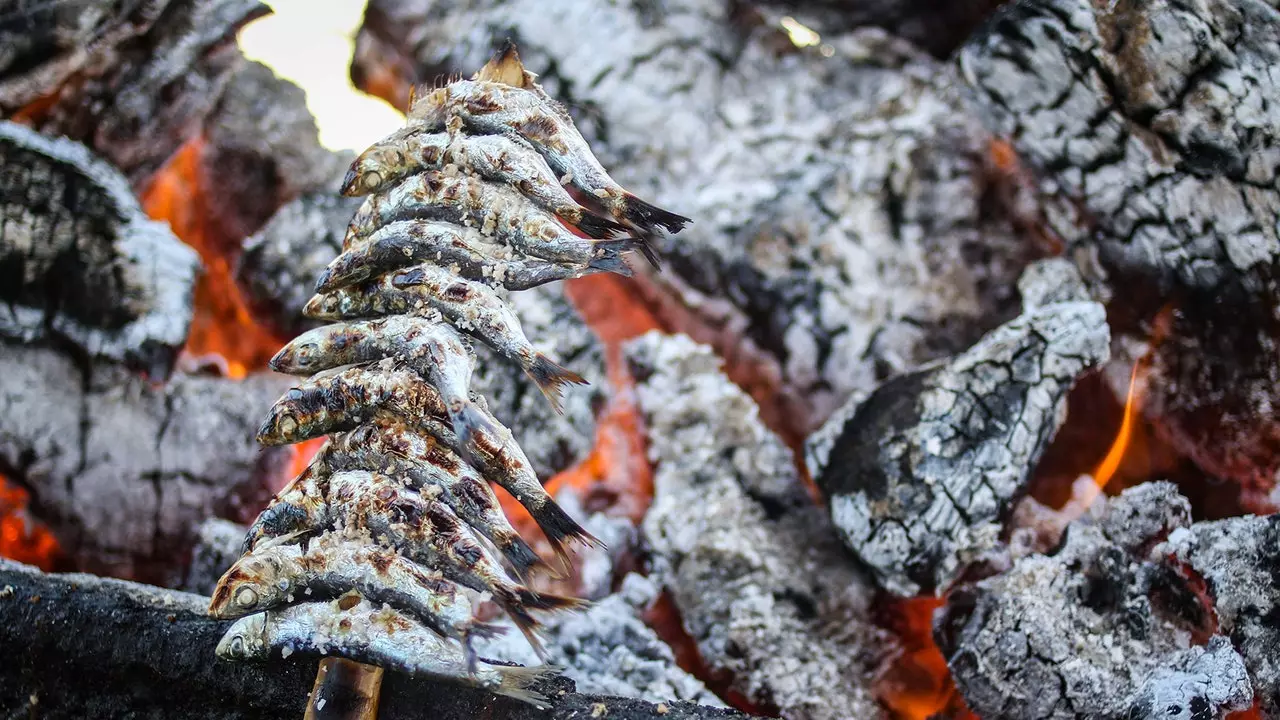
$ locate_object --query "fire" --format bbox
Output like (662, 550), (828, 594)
(877, 596), (974, 720)
(141, 137), (286, 378)
(0, 474), (61, 571)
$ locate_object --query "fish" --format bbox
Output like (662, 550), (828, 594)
(241, 452), (332, 554)
(408, 42), (690, 237)
(342, 170), (644, 269)
(302, 269), (587, 413)
(325, 419), (542, 579)
(215, 597), (557, 706)
(315, 220), (624, 293)
(340, 128), (625, 240)
(269, 315), (500, 449)
(326, 471), (586, 659)
(209, 531), (504, 669)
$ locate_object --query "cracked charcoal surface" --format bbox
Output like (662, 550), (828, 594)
(631, 332), (889, 720)
(0, 121), (200, 377)
(1158, 513), (1280, 717)
(0, 559), (747, 720)
(958, 0), (1280, 495)
(938, 483), (1252, 720)
(0, 0), (268, 187)
(810, 260), (1110, 596)
(353, 0), (1033, 435)
(751, 0), (1005, 57)
(476, 573), (722, 707)
(0, 343), (293, 582)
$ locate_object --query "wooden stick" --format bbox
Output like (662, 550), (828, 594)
(305, 658), (385, 720)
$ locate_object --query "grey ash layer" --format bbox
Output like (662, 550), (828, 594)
(808, 259), (1110, 596)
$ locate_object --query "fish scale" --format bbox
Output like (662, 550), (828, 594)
(213, 41), (689, 703)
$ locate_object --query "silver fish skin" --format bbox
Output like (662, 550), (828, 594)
(302, 269), (586, 413)
(256, 362), (450, 446)
(327, 471), (584, 659)
(215, 598), (556, 706)
(315, 220), (622, 293)
(241, 453), (332, 554)
(324, 419), (542, 578)
(341, 128), (623, 238)
(209, 529), (502, 666)
(342, 171), (635, 269)
(409, 78), (689, 235)
(269, 315), (498, 448)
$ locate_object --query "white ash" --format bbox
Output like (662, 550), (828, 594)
(810, 259), (1111, 595)
(474, 574), (719, 706)
(180, 518), (247, 596)
(629, 332), (889, 720)
(354, 0), (1033, 434)
(1156, 513), (1280, 718)
(553, 487), (639, 601)
(939, 483), (1254, 719)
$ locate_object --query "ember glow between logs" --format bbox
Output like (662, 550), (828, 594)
(0, 475), (60, 571)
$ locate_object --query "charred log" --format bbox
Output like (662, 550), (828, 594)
(0, 121), (199, 377)
(957, 0), (1280, 497)
(808, 259), (1110, 595)
(351, 0), (1034, 437)
(936, 483), (1255, 719)
(0, 559), (751, 720)
(631, 332), (890, 720)
(0, 0), (268, 187)
(749, 0), (1007, 57)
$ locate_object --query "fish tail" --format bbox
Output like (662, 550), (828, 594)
(620, 193), (691, 234)
(529, 499), (605, 578)
(631, 233), (662, 269)
(501, 600), (550, 662)
(525, 353), (587, 414)
(573, 210), (628, 239)
(497, 535), (543, 580)
(493, 664), (559, 707)
(467, 621), (508, 640)
(586, 246), (634, 277)
(515, 587), (589, 613)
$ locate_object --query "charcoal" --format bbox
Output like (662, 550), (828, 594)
(0, 0), (268, 187)
(748, 0), (1005, 57)
(199, 60), (351, 245)
(0, 559), (749, 720)
(235, 189), (361, 338)
(180, 518), (246, 596)
(352, 0), (1033, 436)
(1157, 514), (1280, 717)
(630, 332), (889, 720)
(937, 484), (1253, 719)
(0, 343), (293, 582)
(1125, 637), (1253, 720)
(957, 0), (1280, 496)
(0, 121), (200, 378)
(809, 260), (1110, 595)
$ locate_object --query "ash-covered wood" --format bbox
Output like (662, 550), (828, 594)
(753, 0), (1006, 57)
(957, 0), (1280, 498)
(352, 0), (1034, 436)
(199, 60), (351, 247)
(0, 559), (749, 720)
(0, 344), (293, 582)
(1158, 513), (1280, 716)
(937, 483), (1255, 719)
(630, 332), (890, 720)
(808, 259), (1110, 595)
(0, 121), (200, 377)
(0, 0), (269, 187)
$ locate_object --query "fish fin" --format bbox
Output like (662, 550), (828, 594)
(573, 211), (628, 239)
(498, 535), (544, 581)
(525, 354), (587, 414)
(632, 233), (662, 269)
(493, 664), (559, 707)
(515, 588), (589, 613)
(475, 40), (538, 90)
(468, 621), (508, 640)
(585, 246), (634, 277)
(621, 193), (691, 234)
(501, 601), (550, 662)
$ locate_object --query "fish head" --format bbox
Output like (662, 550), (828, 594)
(270, 337), (325, 374)
(216, 614), (269, 661)
(256, 392), (306, 445)
(209, 555), (287, 618)
(302, 292), (343, 320)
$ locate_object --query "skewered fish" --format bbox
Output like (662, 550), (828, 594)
(216, 597), (556, 706)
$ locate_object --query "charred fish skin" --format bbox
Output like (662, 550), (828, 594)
(208, 532), (502, 664)
(325, 419), (542, 578)
(315, 220), (621, 293)
(215, 599), (556, 706)
(241, 457), (332, 554)
(340, 128), (623, 240)
(256, 363), (450, 447)
(343, 171), (637, 270)
(408, 44), (690, 235)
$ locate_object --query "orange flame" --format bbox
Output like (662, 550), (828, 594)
(1092, 362), (1143, 491)
(0, 474), (61, 571)
(140, 137), (285, 378)
(877, 596), (975, 720)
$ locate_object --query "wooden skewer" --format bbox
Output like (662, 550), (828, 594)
(304, 658), (385, 720)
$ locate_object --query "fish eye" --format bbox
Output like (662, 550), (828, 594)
(229, 636), (245, 654)
(364, 171), (382, 189)
(295, 344), (318, 367)
(278, 415), (298, 436)
(235, 586), (259, 608)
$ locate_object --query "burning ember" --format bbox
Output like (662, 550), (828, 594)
(0, 475), (60, 571)
(876, 597), (973, 720)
